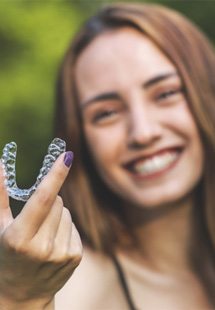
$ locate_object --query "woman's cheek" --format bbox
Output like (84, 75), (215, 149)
(84, 124), (124, 165)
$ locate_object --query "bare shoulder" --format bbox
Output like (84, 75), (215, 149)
(55, 246), (127, 310)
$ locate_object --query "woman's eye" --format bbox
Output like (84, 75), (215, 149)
(156, 88), (183, 102)
(92, 109), (118, 123)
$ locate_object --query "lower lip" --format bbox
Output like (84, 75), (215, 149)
(127, 150), (182, 181)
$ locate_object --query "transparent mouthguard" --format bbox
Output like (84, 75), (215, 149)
(1, 138), (66, 201)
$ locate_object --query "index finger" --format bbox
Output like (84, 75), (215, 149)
(14, 151), (73, 237)
(0, 162), (10, 211)
(0, 161), (14, 231)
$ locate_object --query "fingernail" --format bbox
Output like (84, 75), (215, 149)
(64, 151), (74, 167)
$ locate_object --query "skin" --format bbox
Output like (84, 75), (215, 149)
(76, 28), (204, 210)
(0, 153), (82, 310)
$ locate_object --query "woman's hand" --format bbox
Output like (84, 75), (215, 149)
(0, 152), (82, 309)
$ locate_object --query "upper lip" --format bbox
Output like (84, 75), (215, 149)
(122, 146), (183, 168)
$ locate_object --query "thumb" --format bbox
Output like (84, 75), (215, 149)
(0, 162), (13, 231)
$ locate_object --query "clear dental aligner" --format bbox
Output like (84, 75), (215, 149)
(1, 138), (66, 201)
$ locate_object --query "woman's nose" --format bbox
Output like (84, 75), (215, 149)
(127, 106), (161, 148)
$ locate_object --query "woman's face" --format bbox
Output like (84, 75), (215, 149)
(75, 28), (204, 208)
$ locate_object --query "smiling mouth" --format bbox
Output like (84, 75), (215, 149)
(125, 148), (182, 179)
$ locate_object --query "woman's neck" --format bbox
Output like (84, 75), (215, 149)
(122, 196), (194, 274)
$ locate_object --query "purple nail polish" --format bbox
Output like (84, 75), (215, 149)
(64, 151), (74, 167)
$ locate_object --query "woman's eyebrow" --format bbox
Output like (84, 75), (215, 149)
(81, 92), (120, 109)
(81, 72), (178, 109)
(143, 71), (178, 89)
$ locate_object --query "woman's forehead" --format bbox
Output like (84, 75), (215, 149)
(75, 27), (177, 99)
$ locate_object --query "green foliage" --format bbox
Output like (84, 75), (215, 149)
(0, 0), (85, 187)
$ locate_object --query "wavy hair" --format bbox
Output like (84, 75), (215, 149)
(54, 3), (215, 304)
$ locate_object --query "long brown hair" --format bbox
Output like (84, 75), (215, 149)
(54, 3), (215, 303)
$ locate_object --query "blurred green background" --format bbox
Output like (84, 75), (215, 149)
(0, 0), (214, 206)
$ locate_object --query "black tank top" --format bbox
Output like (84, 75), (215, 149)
(112, 256), (138, 310)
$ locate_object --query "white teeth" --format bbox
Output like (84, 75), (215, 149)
(133, 152), (179, 175)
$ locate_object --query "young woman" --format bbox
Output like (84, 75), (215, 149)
(0, 3), (214, 309)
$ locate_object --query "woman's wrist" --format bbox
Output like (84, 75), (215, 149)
(0, 296), (54, 310)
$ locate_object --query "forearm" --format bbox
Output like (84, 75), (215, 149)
(0, 297), (54, 310)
